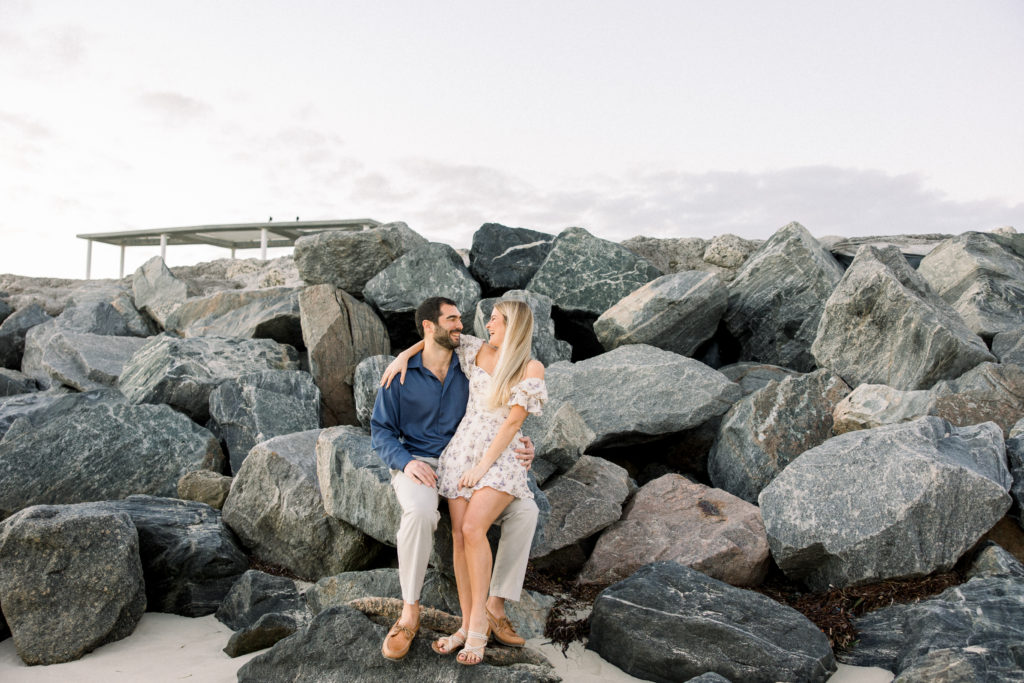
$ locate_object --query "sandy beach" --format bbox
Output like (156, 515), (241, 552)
(0, 613), (895, 682)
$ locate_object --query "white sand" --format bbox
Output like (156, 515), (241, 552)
(0, 614), (895, 682)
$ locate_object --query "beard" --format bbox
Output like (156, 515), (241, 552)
(433, 326), (459, 350)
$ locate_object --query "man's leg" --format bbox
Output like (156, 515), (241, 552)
(487, 495), (539, 645)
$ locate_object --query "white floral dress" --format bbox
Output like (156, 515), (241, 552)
(437, 334), (546, 501)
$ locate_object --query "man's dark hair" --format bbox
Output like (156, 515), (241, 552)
(414, 297), (457, 338)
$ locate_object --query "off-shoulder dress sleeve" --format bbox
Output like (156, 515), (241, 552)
(508, 377), (547, 416)
(454, 334), (485, 374)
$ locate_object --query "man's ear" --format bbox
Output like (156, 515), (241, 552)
(421, 320), (434, 338)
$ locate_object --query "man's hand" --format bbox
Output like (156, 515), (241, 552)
(404, 459), (437, 488)
(513, 436), (535, 470)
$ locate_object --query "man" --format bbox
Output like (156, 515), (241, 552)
(370, 296), (539, 660)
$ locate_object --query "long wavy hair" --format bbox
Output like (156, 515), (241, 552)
(486, 300), (534, 411)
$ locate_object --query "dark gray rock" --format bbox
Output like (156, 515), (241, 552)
(177, 469), (233, 509)
(530, 402), (593, 474)
(469, 222), (555, 295)
(0, 504), (147, 665)
(51, 300), (132, 336)
(527, 226), (662, 317)
(352, 355), (394, 430)
(236, 605), (559, 683)
(216, 570), (309, 631)
(209, 370), (321, 474)
(222, 430), (381, 580)
(35, 329), (148, 391)
(718, 362), (801, 396)
(0, 388), (69, 439)
(965, 542), (1024, 580)
(0, 303), (51, 369)
(709, 370), (851, 503)
(760, 417), (1012, 590)
(595, 271), (728, 357)
(224, 611), (304, 658)
(917, 231), (1024, 338)
(588, 562), (836, 683)
(364, 242), (482, 348)
(0, 297), (10, 325)
(0, 368), (36, 396)
(1008, 432), (1024, 516)
(165, 287), (303, 348)
(293, 221), (428, 293)
(132, 255), (187, 329)
(0, 390), (224, 520)
(723, 221), (844, 372)
(299, 285), (390, 427)
(474, 290), (571, 365)
(842, 575), (1024, 681)
(117, 334), (299, 422)
(812, 245), (994, 390)
(993, 326), (1024, 366)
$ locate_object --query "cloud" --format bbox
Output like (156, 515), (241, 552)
(137, 91), (212, 125)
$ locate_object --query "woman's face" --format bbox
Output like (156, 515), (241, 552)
(485, 308), (507, 348)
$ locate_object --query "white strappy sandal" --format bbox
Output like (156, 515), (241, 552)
(457, 630), (489, 666)
(431, 627), (467, 655)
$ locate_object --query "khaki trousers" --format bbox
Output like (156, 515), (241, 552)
(392, 458), (538, 604)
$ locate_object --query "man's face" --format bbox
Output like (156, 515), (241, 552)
(429, 303), (463, 350)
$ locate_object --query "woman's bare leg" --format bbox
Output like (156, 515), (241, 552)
(447, 496), (472, 637)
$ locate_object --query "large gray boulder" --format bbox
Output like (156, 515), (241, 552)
(299, 285), (390, 427)
(216, 570), (310, 632)
(718, 362), (800, 396)
(34, 329), (148, 391)
(293, 221), (427, 293)
(0, 303), (51, 369)
(132, 255), (187, 329)
(221, 430), (381, 580)
(1007, 431), (1024, 517)
(352, 355), (393, 430)
(208, 370), (321, 474)
(832, 384), (936, 435)
(594, 271), (728, 357)
(581, 475), (770, 587)
(826, 233), (949, 268)
(0, 388), (70, 439)
(621, 234), (760, 282)
(0, 504), (147, 665)
(588, 562), (836, 683)
(0, 368), (36, 397)
(708, 369), (851, 503)
(917, 231), (1024, 339)
(0, 390), (224, 519)
(117, 334), (299, 422)
(0, 297), (10, 325)
(527, 226), (662, 317)
(164, 286), (303, 348)
(723, 221), (844, 371)
(363, 242), (480, 348)
(842, 575), (1024, 681)
(993, 326), (1024, 366)
(759, 417), (1012, 590)
(474, 290), (572, 365)
(469, 222), (555, 295)
(812, 245), (994, 390)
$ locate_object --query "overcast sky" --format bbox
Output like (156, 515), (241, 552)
(1, 0), (1022, 279)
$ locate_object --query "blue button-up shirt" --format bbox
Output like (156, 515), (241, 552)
(370, 349), (470, 471)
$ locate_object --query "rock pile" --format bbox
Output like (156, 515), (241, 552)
(0, 221), (1021, 680)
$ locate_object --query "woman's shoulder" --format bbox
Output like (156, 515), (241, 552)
(524, 359), (545, 379)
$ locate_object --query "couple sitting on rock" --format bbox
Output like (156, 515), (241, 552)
(370, 296), (547, 666)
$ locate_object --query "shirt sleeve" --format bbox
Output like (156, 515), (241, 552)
(370, 380), (414, 471)
(508, 377), (547, 416)
(454, 334), (485, 374)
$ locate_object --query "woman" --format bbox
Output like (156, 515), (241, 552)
(383, 300), (546, 666)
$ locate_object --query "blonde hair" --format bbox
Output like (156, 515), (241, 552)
(486, 300), (534, 411)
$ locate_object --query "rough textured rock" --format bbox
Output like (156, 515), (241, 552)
(237, 605), (559, 683)
(166, 256), (301, 294)
(594, 271), (728, 357)
(622, 235), (709, 273)
(165, 286), (303, 348)
(0, 504), (146, 665)
(224, 611), (305, 658)
(117, 334), (299, 422)
(589, 562), (836, 683)
(842, 575), (1024, 681)
(718, 362), (801, 396)
(760, 417), (1012, 590)
(993, 326), (1024, 366)
(363, 242), (481, 348)
(708, 369), (851, 503)
(352, 354), (393, 430)
(293, 221), (427, 293)
(299, 285), (391, 427)
(35, 329), (148, 391)
(724, 221), (844, 372)
(965, 542), (1024, 580)
(0, 297), (10, 325)
(529, 402), (593, 474)
(132, 255), (187, 328)
(209, 370), (321, 474)
(812, 245), (995, 390)
(535, 455), (632, 556)
(474, 290), (572, 365)
(1008, 431), (1024, 516)
(527, 227), (662, 317)
(832, 384), (936, 435)
(177, 469), (233, 509)
(221, 430), (380, 580)
(827, 233), (949, 268)
(468, 222), (555, 295)
(917, 231), (1024, 338)
(0, 390), (224, 519)
(0, 368), (36, 396)
(581, 475), (770, 587)
(0, 303), (51, 369)
(0, 387), (70, 439)
(216, 570), (309, 631)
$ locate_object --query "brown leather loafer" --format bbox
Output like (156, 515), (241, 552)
(486, 607), (525, 647)
(382, 619), (419, 660)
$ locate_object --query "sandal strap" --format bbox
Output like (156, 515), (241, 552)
(467, 630), (488, 640)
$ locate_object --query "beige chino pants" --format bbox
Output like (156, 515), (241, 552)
(392, 457), (539, 604)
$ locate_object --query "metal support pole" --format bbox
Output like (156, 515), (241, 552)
(85, 239), (93, 280)
(160, 234), (168, 262)
(119, 244), (126, 279)
(260, 228), (268, 260)
(230, 247), (236, 259)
